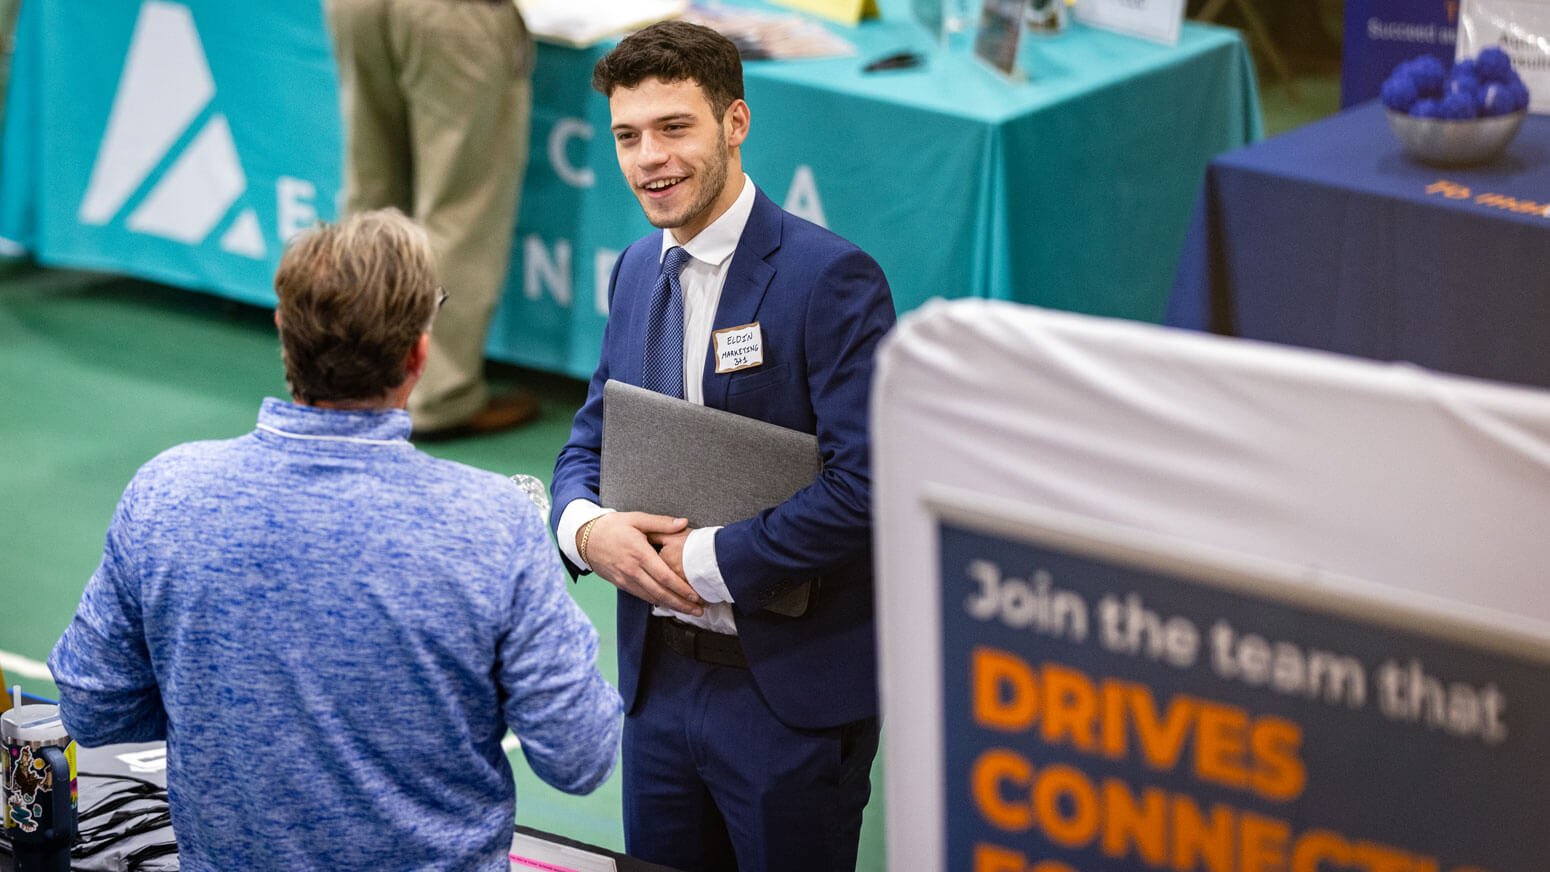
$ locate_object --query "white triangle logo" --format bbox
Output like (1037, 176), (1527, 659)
(77, 1), (264, 258)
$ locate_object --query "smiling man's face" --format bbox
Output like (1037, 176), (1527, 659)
(609, 77), (749, 244)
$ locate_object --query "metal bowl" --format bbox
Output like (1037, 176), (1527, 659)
(1385, 109), (1527, 167)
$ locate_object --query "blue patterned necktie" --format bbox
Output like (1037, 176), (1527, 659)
(642, 245), (691, 399)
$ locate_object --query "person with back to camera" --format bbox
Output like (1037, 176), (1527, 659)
(48, 208), (622, 871)
(550, 20), (897, 871)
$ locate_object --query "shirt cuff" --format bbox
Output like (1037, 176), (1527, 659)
(683, 526), (731, 603)
(558, 500), (613, 570)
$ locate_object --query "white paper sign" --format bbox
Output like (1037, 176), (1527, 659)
(1457, 0), (1550, 114)
(515, 0), (687, 48)
(1074, 0), (1185, 45)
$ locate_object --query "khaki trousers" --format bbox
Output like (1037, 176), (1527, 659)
(326, 0), (532, 430)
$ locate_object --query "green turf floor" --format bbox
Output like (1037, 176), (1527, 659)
(0, 262), (888, 863)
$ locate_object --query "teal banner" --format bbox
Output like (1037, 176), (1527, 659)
(0, 0), (1259, 379)
(1, 0), (341, 305)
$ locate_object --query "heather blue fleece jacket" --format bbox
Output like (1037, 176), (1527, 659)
(49, 399), (622, 871)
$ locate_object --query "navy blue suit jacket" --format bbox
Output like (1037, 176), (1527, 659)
(551, 187), (895, 730)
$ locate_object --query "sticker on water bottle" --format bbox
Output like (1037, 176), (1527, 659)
(5, 744), (52, 833)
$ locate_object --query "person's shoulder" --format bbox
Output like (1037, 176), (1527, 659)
(413, 452), (526, 506)
(134, 435), (252, 482)
(780, 209), (855, 248)
(111, 435), (260, 515)
(409, 452), (548, 538)
(753, 190), (868, 261)
(767, 208), (882, 277)
(415, 458), (554, 575)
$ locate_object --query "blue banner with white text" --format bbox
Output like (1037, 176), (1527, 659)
(1342, 0), (1459, 106)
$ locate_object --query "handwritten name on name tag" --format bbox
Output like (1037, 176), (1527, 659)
(713, 322), (764, 374)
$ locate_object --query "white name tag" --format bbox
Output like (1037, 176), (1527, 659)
(713, 322), (764, 374)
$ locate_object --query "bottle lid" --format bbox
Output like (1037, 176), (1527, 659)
(1, 704), (70, 745)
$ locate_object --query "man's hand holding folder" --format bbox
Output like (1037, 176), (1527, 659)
(574, 510), (705, 616)
(595, 379), (823, 618)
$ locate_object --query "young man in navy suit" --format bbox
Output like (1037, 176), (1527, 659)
(550, 20), (896, 872)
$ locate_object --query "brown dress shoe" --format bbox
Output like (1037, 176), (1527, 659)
(413, 388), (540, 441)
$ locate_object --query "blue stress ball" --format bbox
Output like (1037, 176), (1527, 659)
(1382, 75), (1420, 111)
(1481, 81), (1519, 115)
(1508, 78), (1531, 111)
(1408, 55), (1447, 96)
(1447, 74), (1481, 101)
(1476, 46), (1515, 82)
(1438, 91), (1480, 119)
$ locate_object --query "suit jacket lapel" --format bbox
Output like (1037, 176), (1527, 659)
(623, 230), (668, 386)
(703, 188), (781, 410)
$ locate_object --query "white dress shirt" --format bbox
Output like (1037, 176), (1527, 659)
(557, 175), (756, 635)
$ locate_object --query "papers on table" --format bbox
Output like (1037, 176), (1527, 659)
(770, 0), (879, 27)
(510, 829), (617, 872)
(1074, 0), (1185, 45)
(515, 0), (687, 48)
(685, 5), (857, 59)
(514, 0), (856, 59)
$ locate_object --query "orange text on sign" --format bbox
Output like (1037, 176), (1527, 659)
(972, 647), (1306, 802)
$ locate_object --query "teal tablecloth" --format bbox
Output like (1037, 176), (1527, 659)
(0, 0), (1259, 379)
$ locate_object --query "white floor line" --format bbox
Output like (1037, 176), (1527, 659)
(0, 649), (52, 681)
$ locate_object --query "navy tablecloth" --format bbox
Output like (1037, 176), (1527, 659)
(1168, 101), (1550, 390)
